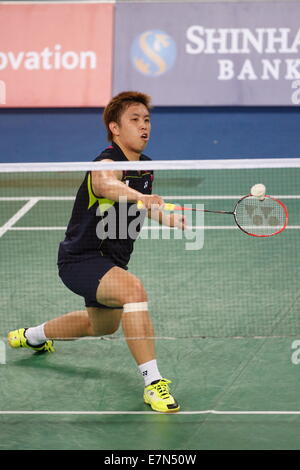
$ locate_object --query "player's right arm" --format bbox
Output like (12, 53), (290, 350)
(91, 159), (164, 209)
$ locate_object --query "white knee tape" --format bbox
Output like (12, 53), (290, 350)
(123, 302), (148, 313)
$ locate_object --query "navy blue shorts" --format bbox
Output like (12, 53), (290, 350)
(58, 254), (125, 309)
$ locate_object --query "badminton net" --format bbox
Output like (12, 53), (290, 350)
(0, 158), (299, 340)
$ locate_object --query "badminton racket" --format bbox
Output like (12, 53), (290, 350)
(138, 195), (288, 237)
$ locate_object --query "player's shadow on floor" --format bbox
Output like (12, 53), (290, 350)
(9, 353), (145, 411)
(10, 353), (130, 383)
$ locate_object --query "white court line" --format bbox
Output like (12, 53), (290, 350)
(0, 195), (299, 201)
(0, 198), (39, 238)
(10, 227), (67, 231)
(0, 410), (300, 416)
(164, 195), (300, 200)
(0, 196), (74, 201)
(9, 226), (300, 231)
(1, 196), (298, 234)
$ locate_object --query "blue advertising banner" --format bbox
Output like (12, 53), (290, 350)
(113, 2), (300, 105)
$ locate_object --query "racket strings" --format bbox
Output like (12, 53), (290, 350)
(235, 196), (287, 236)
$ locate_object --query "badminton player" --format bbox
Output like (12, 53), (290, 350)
(8, 91), (186, 413)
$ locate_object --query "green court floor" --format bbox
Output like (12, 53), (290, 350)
(0, 167), (299, 450)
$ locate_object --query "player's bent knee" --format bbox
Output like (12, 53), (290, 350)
(123, 279), (148, 305)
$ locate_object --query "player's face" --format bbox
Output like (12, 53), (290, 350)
(112, 103), (151, 157)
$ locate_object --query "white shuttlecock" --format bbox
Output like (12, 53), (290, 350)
(251, 183), (266, 200)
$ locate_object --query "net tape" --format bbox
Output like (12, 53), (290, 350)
(1, 157), (300, 172)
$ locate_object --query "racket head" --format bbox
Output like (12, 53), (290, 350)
(233, 195), (288, 237)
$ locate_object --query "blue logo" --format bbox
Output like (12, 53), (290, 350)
(130, 30), (177, 77)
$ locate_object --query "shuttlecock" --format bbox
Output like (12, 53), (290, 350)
(251, 183), (266, 200)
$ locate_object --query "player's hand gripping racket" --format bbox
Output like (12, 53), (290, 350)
(137, 195), (288, 237)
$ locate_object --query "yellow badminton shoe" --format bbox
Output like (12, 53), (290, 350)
(144, 378), (180, 413)
(7, 328), (55, 353)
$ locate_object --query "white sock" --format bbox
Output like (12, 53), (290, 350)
(25, 323), (47, 346)
(138, 359), (162, 386)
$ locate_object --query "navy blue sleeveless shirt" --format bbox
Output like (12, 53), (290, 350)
(58, 143), (153, 267)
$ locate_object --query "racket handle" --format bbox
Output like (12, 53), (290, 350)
(164, 203), (176, 211)
(137, 200), (176, 211)
(137, 200), (144, 209)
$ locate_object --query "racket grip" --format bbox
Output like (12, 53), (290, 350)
(137, 200), (145, 209)
(164, 203), (176, 211)
(137, 201), (176, 211)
